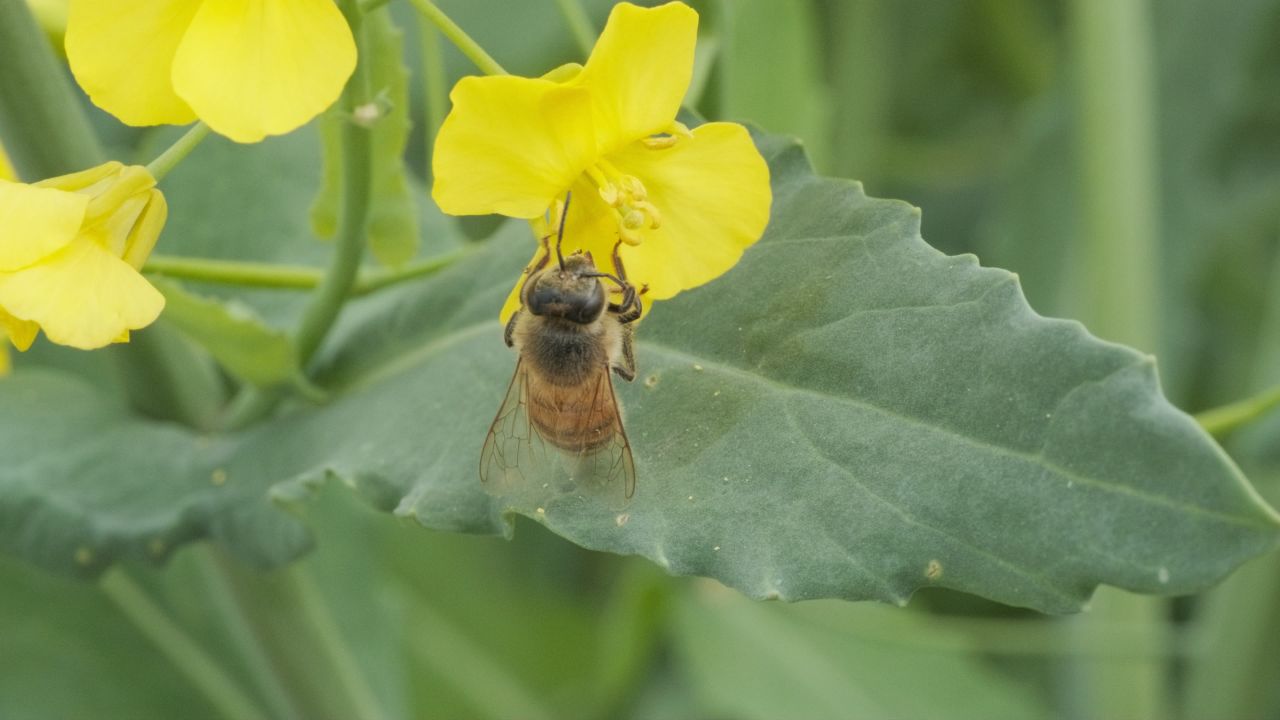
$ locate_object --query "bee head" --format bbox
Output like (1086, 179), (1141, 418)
(525, 253), (606, 324)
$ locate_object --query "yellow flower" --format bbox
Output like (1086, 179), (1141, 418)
(0, 145), (15, 375)
(431, 1), (771, 321)
(65, 0), (356, 143)
(0, 162), (167, 350)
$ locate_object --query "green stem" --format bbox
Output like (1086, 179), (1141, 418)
(1069, 0), (1161, 351)
(1195, 385), (1280, 438)
(420, 12), (448, 146)
(196, 548), (306, 720)
(100, 570), (270, 720)
(145, 256), (323, 290)
(146, 122), (212, 181)
(826, 0), (889, 184)
(1066, 2), (1166, 719)
(143, 247), (473, 295)
(401, 588), (555, 720)
(554, 0), (597, 57)
(356, 247), (475, 294)
(287, 567), (387, 720)
(219, 0), (375, 429)
(0, 0), (104, 179)
(407, 0), (507, 75)
(294, 0), (375, 367)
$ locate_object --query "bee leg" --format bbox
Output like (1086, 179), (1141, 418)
(611, 239), (632, 285)
(503, 309), (521, 348)
(614, 291), (643, 324)
(528, 235), (552, 275)
(607, 239), (643, 323)
(612, 324), (637, 381)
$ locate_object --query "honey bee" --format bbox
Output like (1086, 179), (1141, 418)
(480, 198), (643, 507)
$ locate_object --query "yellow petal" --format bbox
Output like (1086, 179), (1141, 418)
(0, 180), (87, 271)
(573, 1), (698, 152)
(0, 236), (164, 349)
(498, 245), (546, 325)
(0, 145), (14, 181)
(0, 308), (39, 352)
(172, 0), (356, 143)
(608, 122), (771, 300)
(34, 160), (124, 193)
(65, 0), (199, 126)
(121, 190), (168, 270)
(433, 76), (597, 218)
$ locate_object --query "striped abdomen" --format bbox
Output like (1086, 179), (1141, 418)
(525, 371), (618, 453)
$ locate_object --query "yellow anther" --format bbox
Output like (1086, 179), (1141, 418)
(598, 183), (621, 207)
(643, 135), (679, 149)
(634, 200), (662, 229)
(622, 209), (646, 230)
(583, 160), (664, 245)
(619, 175), (647, 200)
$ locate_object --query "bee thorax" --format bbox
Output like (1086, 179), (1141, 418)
(517, 315), (614, 386)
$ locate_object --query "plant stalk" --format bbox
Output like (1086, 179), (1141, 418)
(101, 570), (270, 720)
(143, 248), (472, 296)
(197, 548), (307, 720)
(1065, 1), (1166, 719)
(554, 0), (597, 57)
(146, 122), (212, 182)
(294, 0), (376, 367)
(287, 567), (388, 720)
(406, 0), (507, 76)
(1195, 384), (1280, 438)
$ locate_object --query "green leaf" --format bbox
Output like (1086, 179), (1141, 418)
(312, 10), (420, 267)
(1, 128), (1275, 616)
(153, 279), (298, 387)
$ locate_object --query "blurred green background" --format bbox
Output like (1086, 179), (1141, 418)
(4, 0), (1280, 718)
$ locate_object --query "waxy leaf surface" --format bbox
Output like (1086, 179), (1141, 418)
(0, 127), (1275, 612)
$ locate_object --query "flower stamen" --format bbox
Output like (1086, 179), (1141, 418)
(585, 159), (661, 245)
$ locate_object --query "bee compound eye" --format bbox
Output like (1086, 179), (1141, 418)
(527, 284), (561, 316)
(568, 283), (606, 324)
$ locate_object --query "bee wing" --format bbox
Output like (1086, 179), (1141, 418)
(480, 358), (552, 495)
(578, 365), (637, 502)
(479, 359), (636, 507)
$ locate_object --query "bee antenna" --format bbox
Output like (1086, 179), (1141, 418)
(555, 193), (570, 270)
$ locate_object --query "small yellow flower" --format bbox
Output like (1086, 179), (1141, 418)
(65, 0), (356, 143)
(0, 162), (167, 350)
(431, 1), (771, 321)
(0, 145), (13, 375)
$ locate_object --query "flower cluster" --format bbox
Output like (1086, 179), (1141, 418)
(431, 1), (771, 321)
(0, 162), (167, 351)
(0, 0), (360, 368)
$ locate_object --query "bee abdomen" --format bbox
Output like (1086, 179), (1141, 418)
(528, 386), (617, 453)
